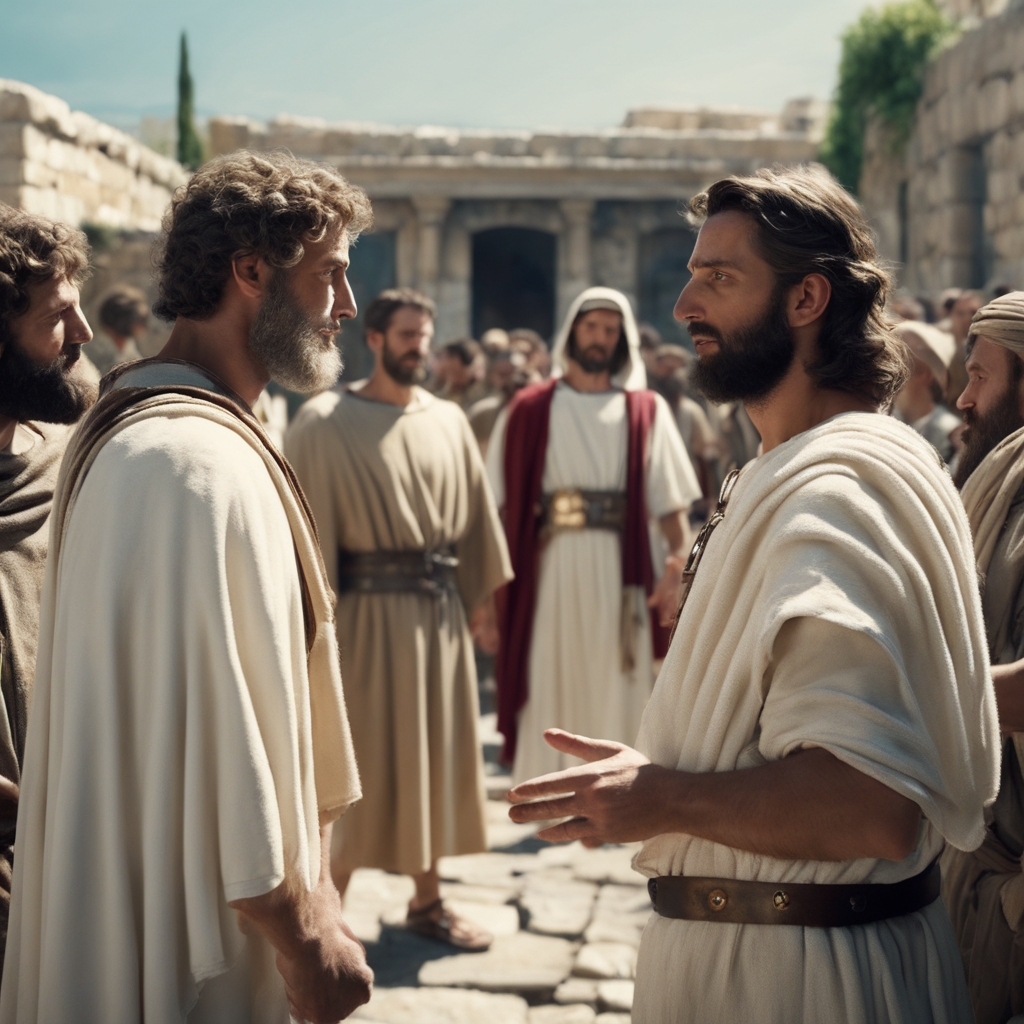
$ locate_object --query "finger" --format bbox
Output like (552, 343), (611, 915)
(647, 592), (659, 608)
(542, 728), (624, 762)
(507, 769), (584, 804)
(508, 795), (578, 823)
(581, 836), (604, 849)
(536, 816), (597, 844)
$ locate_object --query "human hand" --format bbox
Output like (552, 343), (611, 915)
(647, 555), (685, 627)
(506, 729), (678, 847)
(470, 599), (500, 655)
(275, 887), (372, 1024)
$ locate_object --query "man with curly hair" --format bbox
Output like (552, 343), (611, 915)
(0, 204), (95, 984)
(1, 153), (374, 1024)
(508, 167), (999, 1023)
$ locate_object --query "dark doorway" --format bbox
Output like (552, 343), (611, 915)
(639, 228), (697, 350)
(472, 227), (556, 341)
(340, 230), (398, 382)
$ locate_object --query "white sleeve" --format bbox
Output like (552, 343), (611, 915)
(484, 406), (510, 509)
(646, 392), (701, 518)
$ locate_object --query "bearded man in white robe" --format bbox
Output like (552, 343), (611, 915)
(486, 287), (700, 784)
(941, 291), (1024, 1024)
(508, 166), (999, 1024)
(1, 152), (374, 1024)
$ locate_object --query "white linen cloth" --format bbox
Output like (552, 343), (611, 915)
(631, 411), (999, 1024)
(487, 382), (700, 784)
(1, 397), (360, 1024)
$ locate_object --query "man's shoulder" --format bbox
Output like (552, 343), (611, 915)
(291, 389), (344, 429)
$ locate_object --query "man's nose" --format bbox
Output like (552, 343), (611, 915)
(69, 305), (93, 345)
(333, 277), (357, 321)
(674, 279), (699, 322)
(956, 386), (973, 411)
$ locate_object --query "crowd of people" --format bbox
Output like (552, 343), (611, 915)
(0, 150), (1020, 1024)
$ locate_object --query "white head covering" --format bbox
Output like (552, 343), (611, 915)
(550, 286), (647, 392)
(893, 320), (956, 391)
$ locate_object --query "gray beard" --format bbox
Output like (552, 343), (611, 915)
(248, 272), (342, 394)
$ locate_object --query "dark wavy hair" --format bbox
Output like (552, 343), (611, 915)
(689, 165), (908, 406)
(153, 150), (373, 322)
(0, 203), (90, 344)
(363, 287), (436, 337)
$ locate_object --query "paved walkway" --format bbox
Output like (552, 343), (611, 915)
(347, 713), (642, 1024)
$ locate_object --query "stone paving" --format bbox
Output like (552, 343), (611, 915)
(347, 713), (644, 1023)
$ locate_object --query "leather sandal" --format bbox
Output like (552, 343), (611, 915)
(405, 898), (493, 951)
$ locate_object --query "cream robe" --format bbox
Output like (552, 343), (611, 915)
(285, 386), (512, 875)
(486, 383), (700, 784)
(1, 389), (360, 1023)
(631, 412), (999, 1024)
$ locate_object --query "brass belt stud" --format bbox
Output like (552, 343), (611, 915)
(773, 890), (790, 911)
(708, 889), (728, 911)
(850, 894), (867, 913)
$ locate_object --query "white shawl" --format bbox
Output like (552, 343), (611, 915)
(636, 412), (999, 881)
(550, 286), (647, 391)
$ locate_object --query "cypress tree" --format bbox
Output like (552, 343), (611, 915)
(176, 32), (204, 170)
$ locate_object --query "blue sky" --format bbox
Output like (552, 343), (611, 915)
(2, 0), (868, 130)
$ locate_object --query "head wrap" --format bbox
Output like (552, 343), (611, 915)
(967, 290), (1024, 355)
(893, 320), (956, 391)
(550, 286), (647, 391)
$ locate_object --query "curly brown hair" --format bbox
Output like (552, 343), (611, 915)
(0, 203), (91, 344)
(689, 165), (909, 406)
(153, 150), (373, 322)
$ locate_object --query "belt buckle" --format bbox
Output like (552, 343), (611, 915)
(550, 489), (587, 529)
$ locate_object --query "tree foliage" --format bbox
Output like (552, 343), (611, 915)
(820, 0), (954, 194)
(176, 32), (204, 171)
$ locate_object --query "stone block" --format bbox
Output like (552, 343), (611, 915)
(352, 986), (529, 1023)
(0, 80), (76, 138)
(419, 932), (577, 994)
(528, 1005), (596, 1024)
(0, 157), (24, 187)
(571, 846), (643, 886)
(594, 1015), (631, 1024)
(572, 942), (637, 980)
(554, 978), (599, 1007)
(440, 880), (523, 905)
(438, 851), (540, 886)
(521, 870), (597, 938)
(382, 898), (520, 938)
(596, 980), (634, 1013)
(981, 77), (1011, 136)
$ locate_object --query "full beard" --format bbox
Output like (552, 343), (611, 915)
(689, 286), (795, 405)
(249, 271), (343, 394)
(0, 341), (96, 424)
(952, 384), (1024, 489)
(381, 342), (426, 386)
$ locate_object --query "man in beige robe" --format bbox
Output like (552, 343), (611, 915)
(286, 287), (512, 950)
(942, 291), (1024, 1024)
(1, 152), (374, 1024)
(0, 206), (96, 982)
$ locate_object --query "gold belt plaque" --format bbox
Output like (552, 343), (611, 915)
(549, 489), (588, 529)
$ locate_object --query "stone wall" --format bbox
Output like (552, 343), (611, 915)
(860, 2), (1024, 294)
(210, 103), (823, 341)
(0, 79), (187, 231)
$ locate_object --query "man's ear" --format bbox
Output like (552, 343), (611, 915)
(366, 330), (384, 355)
(230, 253), (269, 300)
(789, 273), (831, 328)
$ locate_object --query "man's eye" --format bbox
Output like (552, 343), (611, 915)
(713, 271), (727, 281)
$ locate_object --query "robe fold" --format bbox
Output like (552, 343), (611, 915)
(631, 412), (998, 1024)
(0, 421), (70, 978)
(942, 422), (1024, 1024)
(285, 386), (512, 876)
(1, 360), (360, 1024)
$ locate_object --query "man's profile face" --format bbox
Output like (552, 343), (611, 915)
(248, 226), (355, 394)
(674, 210), (795, 405)
(370, 306), (434, 386)
(0, 273), (97, 424)
(569, 309), (622, 374)
(953, 336), (1024, 487)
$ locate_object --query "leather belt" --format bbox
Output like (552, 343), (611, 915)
(648, 860), (940, 928)
(337, 547), (458, 596)
(540, 489), (627, 532)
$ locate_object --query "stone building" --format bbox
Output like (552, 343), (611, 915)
(859, 0), (1024, 294)
(209, 101), (826, 373)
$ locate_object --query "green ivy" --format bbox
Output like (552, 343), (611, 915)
(820, 0), (954, 194)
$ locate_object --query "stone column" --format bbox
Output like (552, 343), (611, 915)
(437, 219), (471, 342)
(412, 195), (451, 299)
(558, 199), (595, 322)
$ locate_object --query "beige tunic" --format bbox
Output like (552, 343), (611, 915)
(285, 386), (512, 875)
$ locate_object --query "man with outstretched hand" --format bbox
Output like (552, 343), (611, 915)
(508, 167), (999, 1024)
